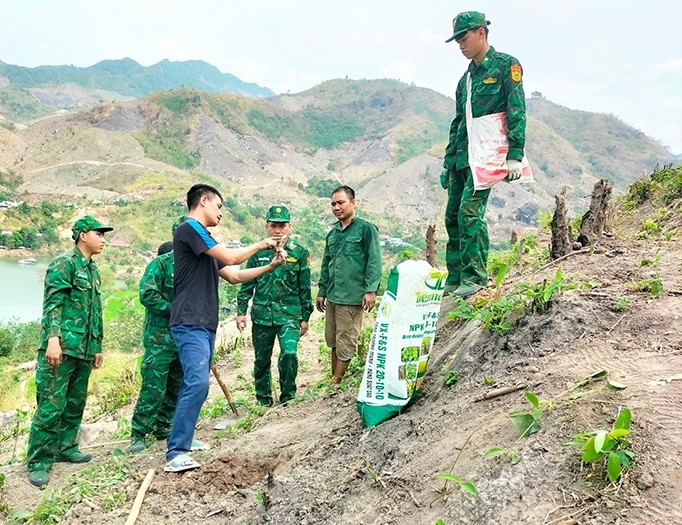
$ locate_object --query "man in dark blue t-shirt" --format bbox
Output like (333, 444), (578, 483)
(165, 183), (285, 473)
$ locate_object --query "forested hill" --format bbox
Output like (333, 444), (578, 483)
(0, 57), (273, 116)
(0, 78), (676, 251)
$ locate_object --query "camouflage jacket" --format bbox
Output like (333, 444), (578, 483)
(139, 251), (176, 348)
(39, 246), (103, 359)
(236, 238), (313, 326)
(444, 46), (526, 172)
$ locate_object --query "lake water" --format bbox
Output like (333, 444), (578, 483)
(0, 258), (48, 323)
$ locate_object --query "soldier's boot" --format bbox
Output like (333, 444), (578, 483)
(29, 470), (49, 487)
(55, 451), (92, 463)
(453, 283), (483, 298)
(129, 436), (146, 454)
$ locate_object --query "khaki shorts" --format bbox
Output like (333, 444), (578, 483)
(325, 301), (364, 362)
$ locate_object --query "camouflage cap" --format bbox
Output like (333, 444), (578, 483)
(172, 215), (188, 236)
(266, 205), (291, 223)
(445, 11), (490, 43)
(71, 215), (113, 241)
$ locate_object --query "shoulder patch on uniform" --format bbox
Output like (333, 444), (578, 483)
(510, 64), (522, 83)
(482, 76), (497, 84)
(286, 256), (298, 263)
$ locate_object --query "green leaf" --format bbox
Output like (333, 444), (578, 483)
(509, 412), (542, 437)
(524, 391), (540, 408)
(609, 428), (630, 439)
(483, 447), (507, 458)
(437, 473), (463, 484)
(614, 408), (632, 430)
(8, 510), (33, 523)
(594, 431), (607, 453)
(650, 279), (663, 298)
(583, 370), (608, 384)
(607, 452), (622, 483)
(565, 439), (586, 446)
(510, 452), (521, 465)
(531, 407), (543, 420)
(618, 450), (632, 469)
(112, 448), (126, 457)
(495, 265), (509, 288)
(461, 482), (478, 495)
(607, 379), (627, 390)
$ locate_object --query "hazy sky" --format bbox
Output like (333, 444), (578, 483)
(1, 0), (680, 152)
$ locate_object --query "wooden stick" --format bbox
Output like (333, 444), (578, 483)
(81, 439), (129, 449)
(474, 384), (528, 402)
(534, 248), (591, 274)
(125, 468), (155, 525)
(211, 363), (239, 416)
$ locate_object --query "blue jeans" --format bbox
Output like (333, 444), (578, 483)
(166, 325), (215, 462)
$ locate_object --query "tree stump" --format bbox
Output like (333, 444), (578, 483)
(578, 179), (613, 246)
(425, 224), (438, 268)
(550, 188), (572, 260)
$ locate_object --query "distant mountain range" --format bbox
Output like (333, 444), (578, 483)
(0, 58), (273, 110)
(0, 58), (677, 246)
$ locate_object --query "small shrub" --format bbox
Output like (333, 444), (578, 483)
(612, 296), (631, 313)
(566, 408), (634, 483)
(440, 366), (461, 386)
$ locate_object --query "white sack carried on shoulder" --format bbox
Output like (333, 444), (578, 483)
(465, 73), (533, 191)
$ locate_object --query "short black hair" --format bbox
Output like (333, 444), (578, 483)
(331, 185), (355, 200)
(157, 241), (173, 256)
(186, 184), (223, 211)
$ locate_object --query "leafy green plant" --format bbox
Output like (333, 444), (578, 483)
(612, 296), (631, 313)
(628, 257), (663, 298)
(436, 473), (478, 495)
(440, 366), (461, 386)
(449, 294), (525, 335)
(566, 408), (634, 483)
(483, 376), (493, 386)
(508, 391), (548, 437)
(635, 218), (662, 239)
(253, 490), (269, 510)
(518, 267), (570, 313)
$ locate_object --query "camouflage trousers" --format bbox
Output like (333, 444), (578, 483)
(27, 351), (93, 472)
(252, 322), (300, 405)
(445, 166), (491, 287)
(130, 341), (182, 440)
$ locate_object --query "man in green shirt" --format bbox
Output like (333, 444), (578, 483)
(236, 205), (313, 406)
(441, 11), (527, 297)
(316, 186), (382, 383)
(27, 216), (113, 487)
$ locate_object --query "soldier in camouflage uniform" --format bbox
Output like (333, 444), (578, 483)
(236, 205), (313, 406)
(26, 216), (113, 487)
(129, 234), (183, 454)
(441, 11), (527, 297)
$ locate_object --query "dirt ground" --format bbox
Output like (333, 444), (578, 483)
(1, 233), (682, 525)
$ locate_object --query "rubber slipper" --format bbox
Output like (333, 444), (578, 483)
(163, 453), (200, 473)
(190, 439), (211, 451)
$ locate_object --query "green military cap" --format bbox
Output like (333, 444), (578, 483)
(445, 11), (490, 43)
(71, 215), (113, 241)
(266, 205), (291, 223)
(172, 215), (188, 236)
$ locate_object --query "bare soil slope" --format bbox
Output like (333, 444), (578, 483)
(1, 225), (681, 525)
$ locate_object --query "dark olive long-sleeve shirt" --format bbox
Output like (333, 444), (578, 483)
(318, 216), (382, 306)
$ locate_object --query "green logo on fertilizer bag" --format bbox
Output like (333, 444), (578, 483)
(380, 301), (392, 318)
(424, 270), (447, 291)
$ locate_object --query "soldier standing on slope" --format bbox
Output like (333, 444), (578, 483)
(440, 11), (527, 297)
(27, 216), (113, 487)
(129, 217), (188, 454)
(236, 205), (314, 406)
